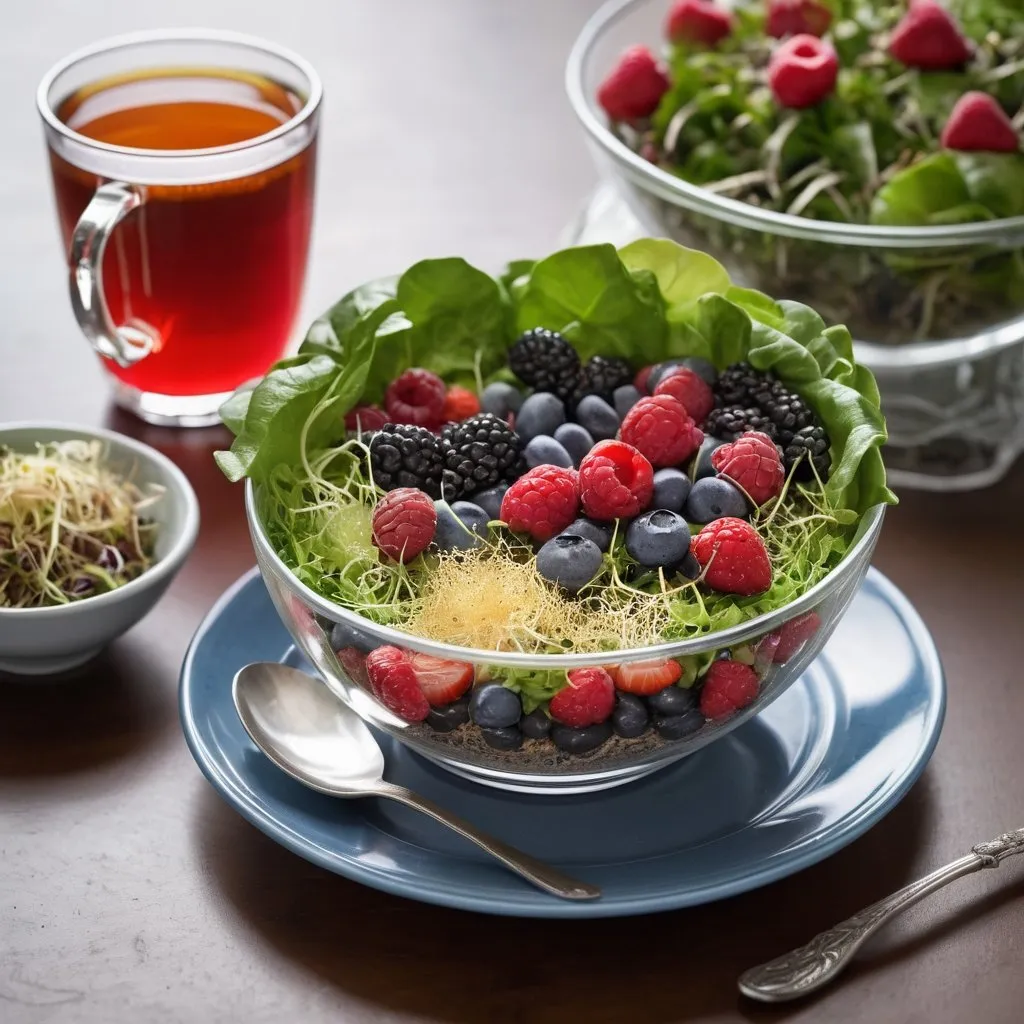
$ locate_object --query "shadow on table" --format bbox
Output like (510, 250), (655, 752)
(0, 643), (176, 777)
(194, 771), (942, 1024)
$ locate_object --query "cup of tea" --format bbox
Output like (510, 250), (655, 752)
(37, 30), (322, 427)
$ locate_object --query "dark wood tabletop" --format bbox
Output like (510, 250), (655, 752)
(4, 2), (1024, 1022)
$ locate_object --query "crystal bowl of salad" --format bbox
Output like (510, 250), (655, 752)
(219, 239), (893, 793)
(567, 0), (1024, 490)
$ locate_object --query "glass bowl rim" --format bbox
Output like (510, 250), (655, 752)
(565, 0), (1024, 251)
(246, 479), (885, 669)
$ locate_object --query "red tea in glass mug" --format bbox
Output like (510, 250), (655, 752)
(37, 31), (321, 426)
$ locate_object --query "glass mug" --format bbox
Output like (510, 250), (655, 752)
(36, 30), (322, 426)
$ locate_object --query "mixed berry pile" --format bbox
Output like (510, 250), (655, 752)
(329, 327), (831, 757)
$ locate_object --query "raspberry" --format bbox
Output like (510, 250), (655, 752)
(699, 661), (759, 720)
(772, 611), (822, 664)
(634, 365), (656, 393)
(441, 386), (481, 423)
(344, 404), (388, 433)
(767, 0), (832, 38)
(335, 646), (370, 690)
(653, 367), (715, 424)
(371, 488), (437, 562)
(889, 0), (971, 71)
(665, 0), (732, 47)
(500, 465), (579, 542)
(365, 646), (430, 722)
(619, 395), (703, 468)
(768, 34), (839, 109)
(711, 430), (785, 506)
(385, 368), (446, 426)
(691, 517), (772, 595)
(549, 667), (615, 727)
(941, 92), (1019, 153)
(578, 440), (654, 521)
(597, 45), (670, 122)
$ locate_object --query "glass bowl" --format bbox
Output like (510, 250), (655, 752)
(565, 0), (1024, 491)
(246, 480), (885, 795)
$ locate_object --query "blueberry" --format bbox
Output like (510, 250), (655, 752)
(472, 482), (508, 520)
(330, 619), (383, 654)
(480, 725), (524, 751)
(561, 517), (612, 553)
(469, 683), (522, 728)
(647, 685), (697, 715)
(678, 552), (701, 580)
(651, 468), (691, 513)
(681, 357), (718, 385)
(625, 510), (691, 568)
(521, 708), (552, 740)
(612, 693), (650, 739)
(426, 694), (471, 733)
(655, 709), (705, 741)
(434, 500), (491, 551)
(536, 534), (604, 594)
(480, 381), (523, 419)
(524, 435), (574, 470)
(685, 477), (748, 524)
(613, 385), (643, 419)
(554, 423), (595, 467)
(551, 722), (613, 754)
(516, 392), (566, 442)
(575, 395), (620, 440)
(692, 436), (727, 481)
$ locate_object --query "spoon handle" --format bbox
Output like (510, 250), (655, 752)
(373, 782), (601, 901)
(738, 827), (1024, 1003)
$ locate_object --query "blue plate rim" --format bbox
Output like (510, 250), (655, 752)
(179, 565), (946, 918)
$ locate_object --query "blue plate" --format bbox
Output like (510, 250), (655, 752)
(180, 567), (944, 918)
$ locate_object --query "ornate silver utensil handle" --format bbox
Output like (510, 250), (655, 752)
(739, 827), (1024, 1003)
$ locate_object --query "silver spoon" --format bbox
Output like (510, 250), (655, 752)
(739, 826), (1024, 1002)
(232, 662), (600, 901)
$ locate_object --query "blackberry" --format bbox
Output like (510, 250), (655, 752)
(369, 424), (445, 498)
(703, 405), (778, 442)
(783, 425), (831, 482)
(508, 328), (581, 400)
(569, 355), (633, 408)
(714, 362), (771, 407)
(442, 413), (524, 498)
(750, 378), (817, 446)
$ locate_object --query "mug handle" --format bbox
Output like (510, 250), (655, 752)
(68, 181), (156, 367)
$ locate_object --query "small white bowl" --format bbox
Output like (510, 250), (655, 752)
(0, 422), (199, 675)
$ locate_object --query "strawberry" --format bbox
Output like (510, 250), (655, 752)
(711, 430), (785, 506)
(768, 34), (839, 109)
(772, 611), (822, 664)
(408, 652), (474, 706)
(441, 386), (481, 423)
(940, 92), (1019, 153)
(365, 646), (430, 722)
(549, 667), (616, 727)
(691, 517), (772, 596)
(665, 0), (732, 47)
(889, 0), (971, 71)
(767, 0), (832, 39)
(597, 45), (670, 122)
(336, 646), (370, 689)
(699, 660), (759, 720)
(610, 659), (683, 695)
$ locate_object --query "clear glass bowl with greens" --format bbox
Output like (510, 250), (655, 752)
(565, 0), (1024, 489)
(218, 239), (893, 794)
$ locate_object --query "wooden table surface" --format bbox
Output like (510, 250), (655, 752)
(3, 2), (1024, 1022)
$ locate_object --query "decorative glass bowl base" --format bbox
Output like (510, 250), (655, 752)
(563, 184), (1024, 493)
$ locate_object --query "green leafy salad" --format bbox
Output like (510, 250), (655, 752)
(598, 0), (1024, 342)
(217, 240), (895, 663)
